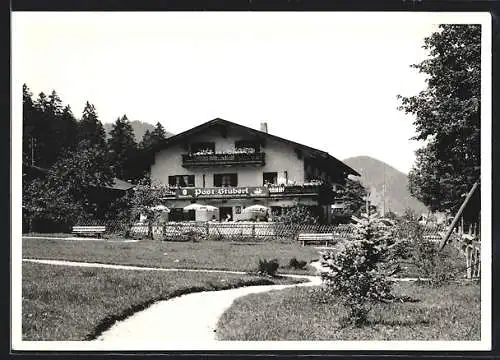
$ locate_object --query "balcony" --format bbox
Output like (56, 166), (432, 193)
(268, 183), (339, 204)
(182, 152), (265, 168)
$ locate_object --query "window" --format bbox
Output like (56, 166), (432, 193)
(168, 175), (195, 187)
(214, 173), (238, 187)
(263, 172), (278, 185)
(190, 142), (215, 154)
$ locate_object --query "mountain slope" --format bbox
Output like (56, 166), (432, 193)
(343, 156), (428, 215)
(103, 121), (174, 142)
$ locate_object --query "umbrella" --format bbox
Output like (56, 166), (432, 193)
(150, 205), (170, 212)
(183, 203), (218, 211)
(242, 205), (270, 213)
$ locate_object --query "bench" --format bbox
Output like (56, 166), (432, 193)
(72, 226), (106, 238)
(298, 233), (336, 246)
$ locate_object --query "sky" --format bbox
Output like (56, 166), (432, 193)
(12, 12), (467, 174)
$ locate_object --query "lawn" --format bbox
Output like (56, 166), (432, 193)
(22, 262), (302, 341)
(216, 281), (481, 341)
(22, 238), (319, 274)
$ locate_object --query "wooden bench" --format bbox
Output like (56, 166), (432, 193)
(72, 226), (106, 238)
(298, 233), (336, 246)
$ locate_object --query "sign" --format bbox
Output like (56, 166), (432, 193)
(175, 186), (270, 199)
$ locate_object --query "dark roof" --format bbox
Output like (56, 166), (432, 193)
(156, 118), (360, 177)
(104, 178), (136, 191)
(22, 164), (49, 178)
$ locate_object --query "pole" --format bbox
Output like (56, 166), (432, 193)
(31, 138), (35, 166)
(382, 165), (386, 217)
(438, 181), (479, 252)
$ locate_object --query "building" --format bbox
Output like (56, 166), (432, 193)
(149, 118), (359, 223)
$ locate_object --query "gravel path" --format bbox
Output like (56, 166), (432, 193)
(95, 274), (321, 344)
(22, 258), (322, 344)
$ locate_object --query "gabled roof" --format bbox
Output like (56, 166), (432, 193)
(156, 118), (360, 177)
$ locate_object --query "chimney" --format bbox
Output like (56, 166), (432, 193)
(260, 122), (268, 133)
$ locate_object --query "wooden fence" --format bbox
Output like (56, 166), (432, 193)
(76, 219), (449, 242)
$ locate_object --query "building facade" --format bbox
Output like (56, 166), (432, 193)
(149, 118), (359, 223)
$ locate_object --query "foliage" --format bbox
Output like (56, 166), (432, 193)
(274, 205), (319, 225)
(341, 178), (368, 218)
(257, 258), (280, 276)
(397, 25), (480, 221)
(402, 207), (419, 221)
(77, 102), (107, 149)
(320, 214), (400, 327)
(137, 122), (169, 178)
(107, 115), (140, 181)
(288, 257), (307, 270)
(393, 219), (462, 286)
(23, 141), (115, 228)
(384, 210), (399, 221)
(22, 85), (78, 168)
(130, 180), (176, 239)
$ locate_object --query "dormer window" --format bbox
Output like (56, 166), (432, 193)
(191, 142), (215, 155)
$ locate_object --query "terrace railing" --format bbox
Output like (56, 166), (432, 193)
(182, 152), (265, 167)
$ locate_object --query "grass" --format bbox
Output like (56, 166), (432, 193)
(22, 262), (302, 341)
(216, 281), (481, 341)
(23, 232), (73, 238)
(22, 238), (319, 275)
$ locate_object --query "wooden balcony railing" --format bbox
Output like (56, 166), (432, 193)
(182, 152), (265, 167)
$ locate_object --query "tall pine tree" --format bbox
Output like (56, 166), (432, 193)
(108, 115), (139, 181)
(78, 101), (106, 149)
(138, 121), (168, 179)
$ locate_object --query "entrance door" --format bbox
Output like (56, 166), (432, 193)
(219, 206), (233, 222)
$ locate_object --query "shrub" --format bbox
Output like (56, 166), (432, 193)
(257, 258), (280, 277)
(274, 206), (319, 225)
(320, 214), (398, 327)
(288, 257), (307, 270)
(394, 220), (462, 286)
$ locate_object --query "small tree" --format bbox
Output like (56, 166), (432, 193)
(320, 213), (400, 327)
(130, 179), (175, 239)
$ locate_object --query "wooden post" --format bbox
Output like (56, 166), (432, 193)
(466, 245), (472, 279)
(438, 182), (479, 251)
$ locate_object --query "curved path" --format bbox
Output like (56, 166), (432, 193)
(22, 258), (322, 344)
(96, 274), (321, 343)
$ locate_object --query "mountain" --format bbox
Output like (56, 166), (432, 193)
(103, 121), (174, 142)
(343, 156), (428, 215)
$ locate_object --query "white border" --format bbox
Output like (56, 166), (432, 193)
(11, 11), (492, 351)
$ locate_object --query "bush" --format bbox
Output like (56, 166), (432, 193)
(394, 220), (463, 286)
(274, 206), (319, 225)
(257, 258), (279, 277)
(288, 257), (308, 270)
(320, 214), (397, 327)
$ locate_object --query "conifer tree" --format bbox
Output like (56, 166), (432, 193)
(77, 101), (106, 149)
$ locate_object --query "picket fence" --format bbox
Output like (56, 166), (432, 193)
(75, 219), (448, 242)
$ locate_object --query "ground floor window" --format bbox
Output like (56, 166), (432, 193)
(168, 175), (195, 187)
